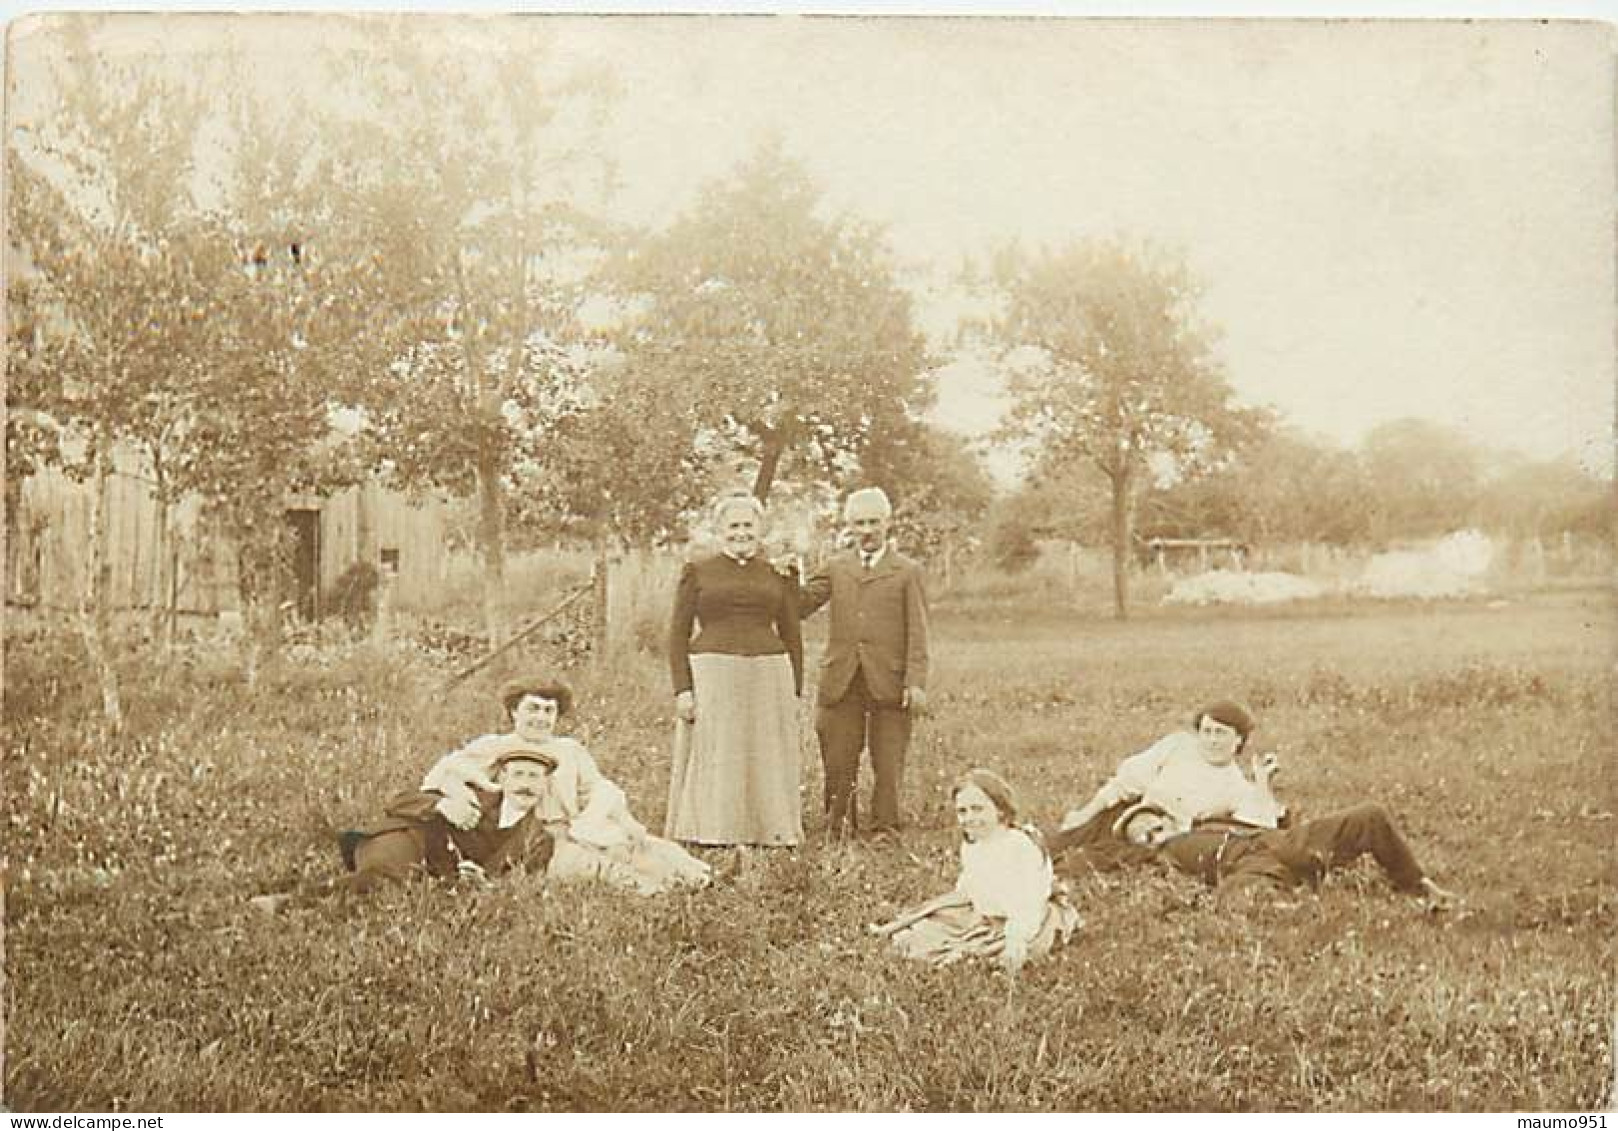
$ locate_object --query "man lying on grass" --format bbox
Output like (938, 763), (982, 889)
(1111, 799), (1459, 909)
(250, 747), (559, 911)
(423, 676), (710, 896)
(1047, 699), (1458, 908)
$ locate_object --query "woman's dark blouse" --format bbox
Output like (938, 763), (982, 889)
(669, 555), (803, 696)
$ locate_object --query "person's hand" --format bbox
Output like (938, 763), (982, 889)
(674, 690), (696, 724)
(1254, 751), (1280, 784)
(435, 794), (482, 831)
(902, 687), (928, 716)
(999, 938), (1029, 976)
(457, 859), (491, 888)
(1058, 809), (1085, 831)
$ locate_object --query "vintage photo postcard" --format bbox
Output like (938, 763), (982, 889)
(3, 11), (1612, 1115)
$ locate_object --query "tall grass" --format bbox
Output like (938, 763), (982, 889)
(3, 590), (1612, 1110)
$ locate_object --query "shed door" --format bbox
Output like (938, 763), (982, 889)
(285, 507), (320, 621)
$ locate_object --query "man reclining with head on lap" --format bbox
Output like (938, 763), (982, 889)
(1049, 700), (1457, 908)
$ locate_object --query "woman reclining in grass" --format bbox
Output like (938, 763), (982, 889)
(1047, 699), (1457, 907)
(871, 769), (1080, 975)
(422, 676), (711, 897)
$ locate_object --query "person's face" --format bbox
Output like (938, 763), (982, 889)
(1122, 811), (1177, 848)
(511, 694), (560, 742)
(1196, 716), (1242, 766)
(954, 783), (1005, 843)
(847, 511), (890, 553)
(719, 508), (761, 559)
(497, 759), (552, 808)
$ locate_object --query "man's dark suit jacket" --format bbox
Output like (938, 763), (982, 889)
(349, 786), (555, 880)
(801, 549), (930, 708)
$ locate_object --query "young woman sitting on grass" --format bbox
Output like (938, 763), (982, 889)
(422, 676), (711, 896)
(871, 769), (1081, 975)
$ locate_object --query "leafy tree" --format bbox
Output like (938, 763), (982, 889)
(322, 28), (618, 642)
(613, 142), (932, 505)
(532, 359), (718, 545)
(864, 424), (996, 587)
(8, 21), (383, 689)
(5, 20), (223, 719)
(1141, 428), (1371, 547)
(1359, 418), (1483, 542)
(987, 512), (1041, 575)
(994, 238), (1268, 618)
(1476, 455), (1611, 542)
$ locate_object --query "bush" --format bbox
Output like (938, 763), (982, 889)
(988, 520), (1040, 574)
(326, 562), (381, 630)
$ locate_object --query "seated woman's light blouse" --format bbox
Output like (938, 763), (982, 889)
(955, 825), (1053, 950)
(1099, 731), (1284, 828)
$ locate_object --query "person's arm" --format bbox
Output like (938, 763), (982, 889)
(900, 562), (931, 712)
(669, 562), (699, 720)
(1059, 740), (1168, 830)
(775, 569), (805, 696)
(561, 740), (637, 848)
(420, 736), (506, 829)
(996, 834), (1053, 975)
(868, 888), (973, 937)
(1230, 751), (1288, 827)
(799, 561), (833, 619)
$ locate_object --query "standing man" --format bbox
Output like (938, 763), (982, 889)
(801, 487), (931, 841)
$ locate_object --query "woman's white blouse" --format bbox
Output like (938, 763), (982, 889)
(955, 826), (1052, 948)
(1102, 731), (1285, 828)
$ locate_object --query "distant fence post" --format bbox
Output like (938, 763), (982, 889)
(590, 539), (610, 662)
(371, 567), (395, 645)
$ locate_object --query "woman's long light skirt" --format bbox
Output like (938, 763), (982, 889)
(666, 652), (803, 847)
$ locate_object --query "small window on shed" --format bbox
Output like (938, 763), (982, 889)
(379, 547), (401, 575)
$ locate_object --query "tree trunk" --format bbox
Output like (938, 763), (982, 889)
(235, 520), (284, 690)
(80, 444), (123, 728)
(1108, 463), (1133, 620)
(589, 536), (611, 663)
(751, 427), (786, 502)
(474, 447), (506, 648)
(149, 462), (174, 650)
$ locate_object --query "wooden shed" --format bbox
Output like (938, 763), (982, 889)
(7, 443), (448, 621)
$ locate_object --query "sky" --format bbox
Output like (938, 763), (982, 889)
(7, 10), (1614, 478)
(558, 17), (1616, 475)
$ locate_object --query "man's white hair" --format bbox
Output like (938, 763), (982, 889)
(842, 487), (892, 521)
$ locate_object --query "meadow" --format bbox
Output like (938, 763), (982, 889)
(3, 583), (1613, 1111)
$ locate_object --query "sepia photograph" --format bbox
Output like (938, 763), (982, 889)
(2, 9), (1613, 1113)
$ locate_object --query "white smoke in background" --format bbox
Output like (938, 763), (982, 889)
(1355, 529), (1496, 599)
(1164, 570), (1326, 606)
(1161, 531), (1497, 606)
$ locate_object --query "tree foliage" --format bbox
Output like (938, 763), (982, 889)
(317, 28), (619, 636)
(994, 238), (1268, 617)
(613, 142), (932, 504)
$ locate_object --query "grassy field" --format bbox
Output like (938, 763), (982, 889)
(4, 587), (1613, 1111)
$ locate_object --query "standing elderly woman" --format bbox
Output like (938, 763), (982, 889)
(872, 769), (1081, 974)
(667, 491), (805, 847)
